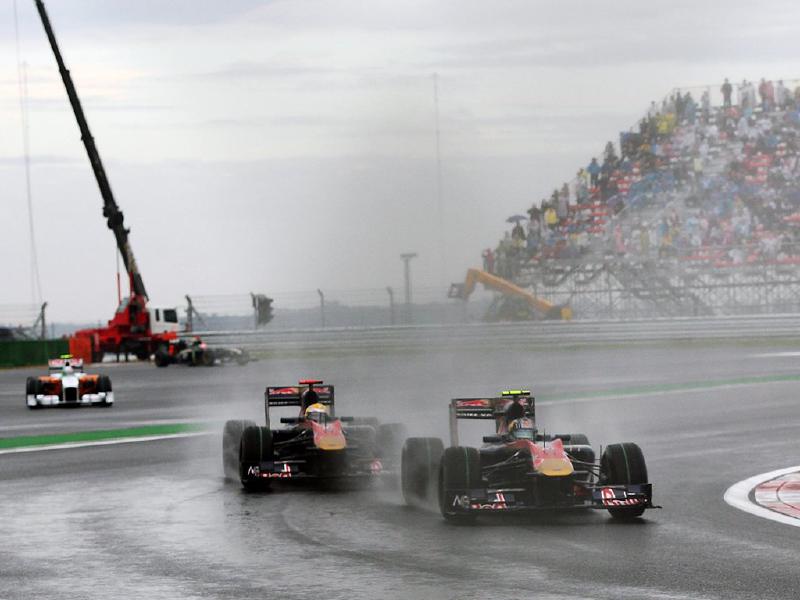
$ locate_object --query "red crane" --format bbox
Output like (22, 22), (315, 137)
(34, 0), (179, 362)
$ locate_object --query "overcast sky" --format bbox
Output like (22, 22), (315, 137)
(1, 0), (799, 322)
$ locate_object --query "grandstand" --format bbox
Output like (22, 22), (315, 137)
(487, 78), (800, 318)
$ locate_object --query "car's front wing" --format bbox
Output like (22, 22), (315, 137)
(448, 483), (655, 513)
(27, 392), (113, 408)
(243, 458), (396, 483)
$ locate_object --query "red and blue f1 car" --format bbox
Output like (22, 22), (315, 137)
(401, 390), (657, 522)
(223, 380), (406, 490)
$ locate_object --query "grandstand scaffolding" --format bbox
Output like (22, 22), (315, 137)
(515, 257), (800, 319)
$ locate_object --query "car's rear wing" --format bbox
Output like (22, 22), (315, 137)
(264, 382), (335, 424)
(449, 393), (534, 446)
(48, 357), (84, 372)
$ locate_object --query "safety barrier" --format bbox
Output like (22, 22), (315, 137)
(0, 339), (69, 368)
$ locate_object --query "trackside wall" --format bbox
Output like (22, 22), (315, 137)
(0, 340), (69, 368)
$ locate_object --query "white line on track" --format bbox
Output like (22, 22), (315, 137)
(0, 418), (211, 434)
(0, 432), (209, 456)
(724, 465), (800, 528)
(537, 377), (799, 407)
(749, 351), (800, 358)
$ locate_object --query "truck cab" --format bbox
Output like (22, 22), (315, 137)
(149, 306), (180, 334)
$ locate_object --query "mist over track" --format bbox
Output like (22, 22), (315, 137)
(1, 325), (799, 599)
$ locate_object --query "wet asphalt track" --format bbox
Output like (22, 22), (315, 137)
(1, 332), (800, 599)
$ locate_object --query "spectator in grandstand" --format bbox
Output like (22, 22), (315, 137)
(527, 202), (541, 223)
(701, 90), (711, 122)
(544, 205), (558, 230)
(775, 80), (790, 109)
(587, 157), (601, 187)
(738, 79), (749, 110)
(656, 112), (676, 138)
(746, 81), (757, 112)
(603, 141), (618, 165)
(675, 91), (685, 116)
(526, 220), (540, 257)
(558, 184), (569, 221)
(511, 220), (526, 244)
(736, 114), (751, 140)
(759, 79), (775, 112)
(482, 248), (495, 274)
(721, 79), (733, 108)
(575, 168), (589, 202)
(497, 233), (513, 278)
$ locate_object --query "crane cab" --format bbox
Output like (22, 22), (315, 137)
(149, 306), (180, 334)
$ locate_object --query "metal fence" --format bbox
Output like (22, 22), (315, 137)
(184, 286), (467, 330)
(195, 314), (800, 353)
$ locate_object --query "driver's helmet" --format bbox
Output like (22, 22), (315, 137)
(508, 417), (536, 440)
(503, 400), (526, 423)
(304, 402), (329, 422)
(300, 389), (319, 409)
(62, 364), (74, 375)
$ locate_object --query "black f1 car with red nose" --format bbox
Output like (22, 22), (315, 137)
(401, 390), (656, 522)
(25, 355), (113, 409)
(222, 380), (406, 490)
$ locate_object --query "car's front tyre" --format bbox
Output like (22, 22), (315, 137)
(439, 446), (481, 524)
(600, 442), (648, 520)
(239, 425), (273, 491)
(222, 419), (256, 481)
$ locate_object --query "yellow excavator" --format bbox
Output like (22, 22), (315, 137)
(449, 268), (572, 321)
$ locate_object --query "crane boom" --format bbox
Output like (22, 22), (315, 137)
(448, 268), (572, 320)
(34, 0), (147, 300)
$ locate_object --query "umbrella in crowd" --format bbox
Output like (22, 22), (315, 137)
(506, 214), (528, 224)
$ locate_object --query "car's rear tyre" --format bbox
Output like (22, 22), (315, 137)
(345, 425), (377, 454)
(201, 350), (216, 367)
(223, 419), (256, 480)
(239, 425), (273, 491)
(154, 351), (171, 367)
(377, 423), (408, 461)
(353, 417), (380, 429)
(559, 434), (594, 481)
(401, 437), (443, 506)
(439, 446), (481, 524)
(600, 442), (648, 520)
(560, 433), (590, 446)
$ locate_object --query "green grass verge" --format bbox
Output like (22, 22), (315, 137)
(0, 423), (207, 450)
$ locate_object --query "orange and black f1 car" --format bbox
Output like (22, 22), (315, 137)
(401, 390), (657, 522)
(222, 380), (406, 490)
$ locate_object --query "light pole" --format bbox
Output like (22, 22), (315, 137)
(400, 253), (417, 324)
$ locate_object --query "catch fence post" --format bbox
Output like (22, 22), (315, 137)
(386, 286), (395, 326)
(317, 289), (325, 328)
